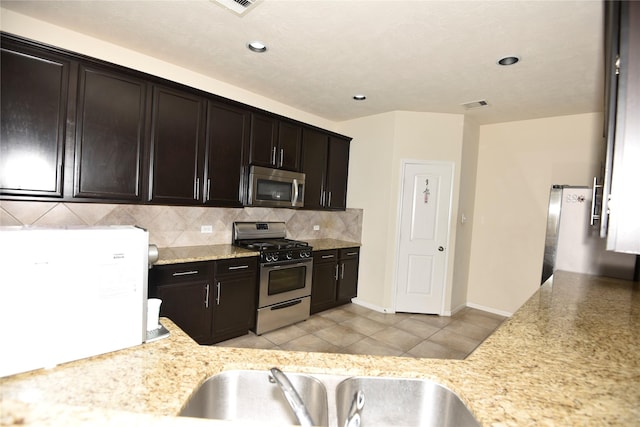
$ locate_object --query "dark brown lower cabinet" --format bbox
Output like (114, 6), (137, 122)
(211, 258), (258, 343)
(149, 257), (257, 345)
(310, 247), (360, 314)
(336, 248), (360, 303)
(310, 250), (338, 314)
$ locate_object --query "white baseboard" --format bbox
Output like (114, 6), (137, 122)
(352, 298), (513, 318)
(466, 302), (513, 317)
(350, 298), (389, 313)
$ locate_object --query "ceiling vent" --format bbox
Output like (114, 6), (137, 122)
(461, 100), (489, 110)
(210, 0), (261, 16)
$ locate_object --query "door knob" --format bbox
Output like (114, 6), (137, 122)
(438, 246), (445, 252)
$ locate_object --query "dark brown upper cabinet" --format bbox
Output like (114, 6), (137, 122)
(326, 136), (350, 210)
(249, 113), (302, 171)
(0, 38), (70, 198)
(301, 128), (351, 210)
(148, 85), (206, 204)
(0, 33), (351, 208)
(73, 64), (148, 200)
(204, 101), (250, 207)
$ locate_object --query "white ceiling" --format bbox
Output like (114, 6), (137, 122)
(1, 0), (605, 124)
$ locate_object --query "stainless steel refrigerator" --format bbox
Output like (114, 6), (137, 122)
(542, 186), (637, 283)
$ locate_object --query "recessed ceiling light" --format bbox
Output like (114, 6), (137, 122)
(247, 41), (267, 53)
(497, 56), (520, 66)
(353, 94), (367, 101)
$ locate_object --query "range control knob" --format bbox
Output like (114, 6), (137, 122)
(272, 252), (279, 262)
(285, 251), (293, 260)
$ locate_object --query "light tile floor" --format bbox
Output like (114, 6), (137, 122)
(216, 303), (507, 359)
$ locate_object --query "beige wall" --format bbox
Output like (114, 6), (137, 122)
(450, 118), (481, 313)
(338, 112), (396, 308)
(466, 113), (603, 315)
(339, 111), (465, 313)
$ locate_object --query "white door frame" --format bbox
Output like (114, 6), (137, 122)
(392, 159), (455, 315)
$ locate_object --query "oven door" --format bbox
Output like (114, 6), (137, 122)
(258, 259), (312, 307)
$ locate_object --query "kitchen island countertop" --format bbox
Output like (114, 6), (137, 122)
(1, 271), (639, 426)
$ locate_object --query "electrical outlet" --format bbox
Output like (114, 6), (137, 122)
(200, 225), (213, 234)
(313, 225), (320, 231)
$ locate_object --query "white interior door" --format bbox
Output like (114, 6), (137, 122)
(395, 161), (453, 314)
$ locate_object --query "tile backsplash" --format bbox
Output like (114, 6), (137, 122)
(0, 201), (362, 248)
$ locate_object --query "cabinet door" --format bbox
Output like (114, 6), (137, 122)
(148, 85), (205, 204)
(74, 65), (147, 200)
(155, 282), (212, 344)
(249, 113), (278, 168)
(337, 258), (359, 302)
(310, 250), (338, 314)
(0, 41), (70, 197)
(325, 137), (350, 210)
(205, 101), (250, 206)
(212, 273), (256, 342)
(300, 128), (329, 210)
(277, 121), (302, 171)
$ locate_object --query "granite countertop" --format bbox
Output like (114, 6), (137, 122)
(154, 244), (259, 265)
(306, 239), (360, 251)
(1, 271), (639, 426)
(153, 240), (360, 265)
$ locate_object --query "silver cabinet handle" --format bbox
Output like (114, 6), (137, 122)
(206, 178), (211, 201)
(172, 270), (199, 276)
(216, 282), (221, 305)
(346, 252), (358, 256)
(279, 148), (284, 168)
(335, 264), (339, 281)
(341, 263), (345, 280)
(271, 146), (277, 166)
(228, 265), (249, 270)
(321, 254), (335, 259)
(205, 284), (210, 309)
(195, 178), (200, 199)
(327, 191), (332, 207)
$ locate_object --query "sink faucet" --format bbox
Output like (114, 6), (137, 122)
(269, 367), (315, 427)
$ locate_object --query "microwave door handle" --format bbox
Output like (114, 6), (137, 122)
(292, 178), (299, 205)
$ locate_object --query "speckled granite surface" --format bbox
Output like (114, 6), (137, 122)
(152, 240), (359, 265)
(154, 244), (259, 265)
(1, 271), (638, 426)
(306, 239), (360, 251)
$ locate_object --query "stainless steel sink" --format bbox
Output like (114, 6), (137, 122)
(179, 370), (329, 426)
(336, 376), (481, 427)
(180, 370), (480, 427)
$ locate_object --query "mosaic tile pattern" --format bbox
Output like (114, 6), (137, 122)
(0, 201), (362, 247)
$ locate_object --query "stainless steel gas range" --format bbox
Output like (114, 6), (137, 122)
(233, 222), (313, 335)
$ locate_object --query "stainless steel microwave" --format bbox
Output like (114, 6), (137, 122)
(248, 166), (305, 208)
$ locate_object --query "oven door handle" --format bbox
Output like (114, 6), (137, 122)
(270, 299), (303, 311)
(266, 261), (310, 269)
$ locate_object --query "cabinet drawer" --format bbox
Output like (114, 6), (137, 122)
(339, 247), (360, 260)
(313, 249), (338, 264)
(215, 257), (258, 276)
(150, 261), (211, 285)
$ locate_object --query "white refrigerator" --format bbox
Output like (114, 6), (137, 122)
(543, 186), (637, 282)
(0, 225), (149, 378)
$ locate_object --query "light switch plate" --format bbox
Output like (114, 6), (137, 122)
(200, 225), (213, 233)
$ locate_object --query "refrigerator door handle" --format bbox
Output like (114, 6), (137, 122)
(590, 176), (602, 226)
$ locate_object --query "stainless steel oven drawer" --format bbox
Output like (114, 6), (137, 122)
(254, 296), (310, 335)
